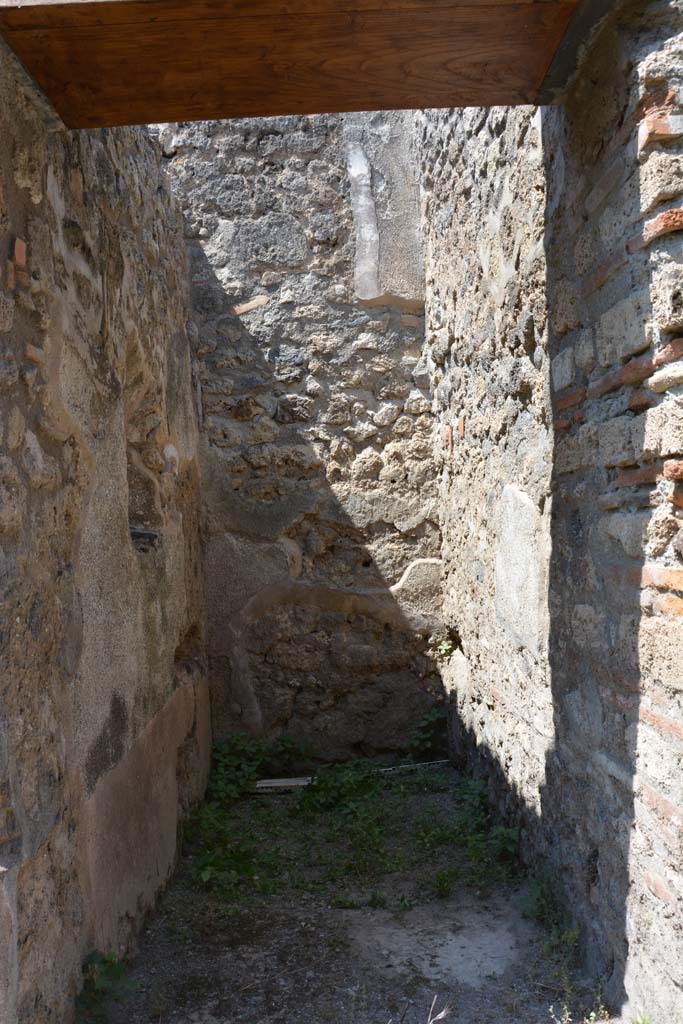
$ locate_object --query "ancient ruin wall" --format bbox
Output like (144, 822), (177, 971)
(0, 48), (209, 1022)
(418, 0), (683, 1017)
(158, 114), (443, 758)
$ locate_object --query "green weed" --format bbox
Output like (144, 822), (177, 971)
(524, 875), (580, 961)
(427, 867), (461, 898)
(208, 733), (316, 805)
(188, 801), (280, 897)
(408, 706), (448, 760)
(295, 761), (381, 819)
(75, 952), (135, 1024)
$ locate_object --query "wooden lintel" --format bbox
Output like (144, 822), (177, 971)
(0, 0), (584, 129)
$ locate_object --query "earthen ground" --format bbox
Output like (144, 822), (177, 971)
(105, 772), (616, 1024)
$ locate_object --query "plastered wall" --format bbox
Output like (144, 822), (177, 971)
(0, 46), (209, 1022)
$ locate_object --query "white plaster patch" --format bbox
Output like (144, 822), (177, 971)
(494, 485), (541, 656)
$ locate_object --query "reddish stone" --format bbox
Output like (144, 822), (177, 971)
(614, 464), (661, 489)
(641, 565), (683, 591)
(628, 388), (655, 411)
(555, 386), (586, 412)
(13, 237), (26, 270)
(635, 87), (676, 122)
(5, 259), (14, 291)
(590, 338), (683, 399)
(642, 783), (683, 832)
(663, 459), (683, 481)
(441, 423), (453, 450)
(638, 108), (683, 154)
(644, 870), (676, 905)
(656, 593), (683, 617)
(628, 209), (683, 253)
(458, 415), (465, 440)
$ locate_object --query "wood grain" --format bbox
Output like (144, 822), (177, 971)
(0, 0), (579, 128)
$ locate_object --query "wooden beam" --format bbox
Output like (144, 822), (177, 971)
(0, 0), (580, 129)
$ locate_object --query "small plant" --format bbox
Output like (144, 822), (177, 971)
(397, 892), (415, 911)
(437, 639), (454, 657)
(631, 1013), (654, 1024)
(427, 867), (460, 899)
(76, 952), (134, 1024)
(208, 734), (317, 805)
(488, 824), (520, 863)
(331, 895), (362, 909)
(583, 1004), (610, 1022)
(408, 706), (448, 760)
(368, 891), (388, 909)
(188, 801), (281, 897)
(295, 761), (381, 819)
(549, 1006), (573, 1024)
(524, 875), (579, 961)
(416, 819), (459, 851)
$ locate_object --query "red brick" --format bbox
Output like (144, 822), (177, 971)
(590, 338), (683, 399)
(555, 386), (586, 412)
(614, 464), (661, 489)
(641, 565), (683, 591)
(663, 459), (683, 481)
(642, 783), (683, 832)
(581, 251), (628, 297)
(638, 109), (683, 154)
(641, 707), (683, 742)
(13, 238), (26, 270)
(589, 339), (683, 399)
(654, 337), (683, 368)
(655, 593), (683, 617)
(458, 416), (465, 440)
(635, 87), (677, 122)
(554, 417), (571, 433)
(628, 209), (683, 253)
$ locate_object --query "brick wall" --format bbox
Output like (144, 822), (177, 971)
(418, 0), (683, 1016)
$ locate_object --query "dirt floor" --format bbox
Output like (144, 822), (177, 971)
(86, 750), (617, 1024)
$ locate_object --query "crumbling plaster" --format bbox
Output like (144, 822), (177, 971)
(0, 42), (209, 1023)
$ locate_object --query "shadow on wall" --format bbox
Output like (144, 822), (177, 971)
(446, 5), (683, 1017)
(188, 241), (444, 762)
(542, 6), (683, 1013)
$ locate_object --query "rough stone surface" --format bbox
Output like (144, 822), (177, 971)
(0, 42), (209, 1023)
(417, 2), (683, 1018)
(2, 0), (683, 1019)
(158, 113), (442, 757)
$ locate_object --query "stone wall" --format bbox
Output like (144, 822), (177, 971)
(158, 113), (443, 759)
(418, 0), (683, 1017)
(0, 46), (209, 1022)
